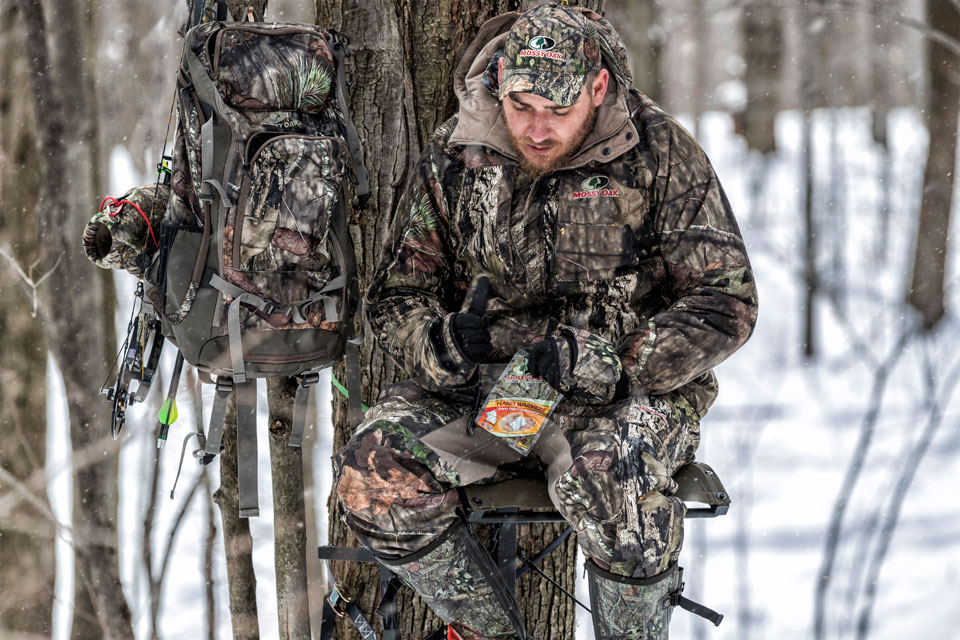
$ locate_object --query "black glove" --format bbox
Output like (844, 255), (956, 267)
(429, 275), (493, 374)
(528, 326), (630, 404)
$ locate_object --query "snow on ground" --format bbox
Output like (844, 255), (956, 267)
(48, 106), (960, 639)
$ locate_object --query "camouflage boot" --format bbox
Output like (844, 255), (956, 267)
(585, 559), (682, 640)
(379, 521), (527, 639)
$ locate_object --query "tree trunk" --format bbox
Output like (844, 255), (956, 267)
(315, 1), (600, 637)
(212, 396), (260, 640)
(267, 377), (311, 639)
(742, 4), (781, 153)
(0, 5), (55, 638)
(800, 2), (819, 359)
(14, 0), (131, 637)
(906, 0), (960, 329)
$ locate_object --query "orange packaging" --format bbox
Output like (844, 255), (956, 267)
(475, 350), (562, 454)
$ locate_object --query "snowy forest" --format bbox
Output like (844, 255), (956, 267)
(1, 0), (958, 639)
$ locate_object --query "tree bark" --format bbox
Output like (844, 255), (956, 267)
(212, 396), (260, 640)
(267, 377), (311, 639)
(315, 1), (600, 637)
(906, 1), (960, 329)
(14, 0), (131, 637)
(0, 5), (55, 638)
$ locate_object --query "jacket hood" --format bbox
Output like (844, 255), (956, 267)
(448, 9), (638, 169)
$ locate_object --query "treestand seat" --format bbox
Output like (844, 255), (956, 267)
(460, 460), (730, 523)
(318, 461), (731, 639)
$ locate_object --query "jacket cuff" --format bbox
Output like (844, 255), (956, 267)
(411, 314), (477, 392)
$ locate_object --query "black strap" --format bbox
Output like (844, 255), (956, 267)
(376, 567), (401, 640)
(319, 598), (338, 640)
(154, 219), (179, 314)
(329, 32), (370, 210)
(674, 593), (724, 627)
(345, 341), (364, 431)
(319, 598), (378, 640)
(317, 546), (376, 563)
(321, 580), (379, 640)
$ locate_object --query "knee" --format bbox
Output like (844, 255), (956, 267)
(336, 421), (429, 518)
(554, 449), (684, 574)
(554, 449), (670, 523)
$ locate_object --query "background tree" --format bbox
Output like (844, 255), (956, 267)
(12, 0), (132, 637)
(742, 4), (781, 153)
(604, 0), (662, 101)
(0, 5), (54, 637)
(906, 0), (960, 329)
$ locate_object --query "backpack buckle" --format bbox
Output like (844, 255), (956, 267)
(263, 300), (280, 316)
(327, 583), (352, 617)
(301, 372), (321, 388)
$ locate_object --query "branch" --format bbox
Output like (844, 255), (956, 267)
(0, 464), (60, 529)
(812, 326), (916, 640)
(854, 340), (960, 639)
(0, 431), (124, 521)
(155, 468), (204, 594)
(0, 243), (62, 317)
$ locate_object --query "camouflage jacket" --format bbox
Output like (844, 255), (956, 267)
(365, 12), (758, 417)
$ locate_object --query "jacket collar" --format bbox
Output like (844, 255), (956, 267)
(448, 13), (638, 170)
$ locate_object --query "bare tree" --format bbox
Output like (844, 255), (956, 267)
(267, 377), (311, 640)
(742, 4), (781, 153)
(0, 3), (56, 637)
(211, 394), (260, 640)
(604, 0), (662, 102)
(13, 0), (133, 637)
(906, 0), (960, 329)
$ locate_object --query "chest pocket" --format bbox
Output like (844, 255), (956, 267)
(554, 175), (657, 282)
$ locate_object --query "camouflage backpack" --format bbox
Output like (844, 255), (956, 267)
(141, 14), (369, 517)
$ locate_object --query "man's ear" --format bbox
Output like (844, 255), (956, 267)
(591, 69), (609, 107)
(498, 56), (504, 84)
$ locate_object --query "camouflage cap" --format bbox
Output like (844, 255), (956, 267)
(499, 3), (603, 107)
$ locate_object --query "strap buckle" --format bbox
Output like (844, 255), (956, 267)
(665, 582), (685, 609)
(301, 372), (321, 388)
(327, 583), (352, 618)
(263, 300), (280, 316)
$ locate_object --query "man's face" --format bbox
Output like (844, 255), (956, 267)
(499, 64), (609, 176)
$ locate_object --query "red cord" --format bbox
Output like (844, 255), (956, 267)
(99, 196), (159, 248)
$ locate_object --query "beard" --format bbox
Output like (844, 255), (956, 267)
(506, 102), (599, 177)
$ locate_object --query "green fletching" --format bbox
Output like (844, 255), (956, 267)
(158, 398), (178, 425)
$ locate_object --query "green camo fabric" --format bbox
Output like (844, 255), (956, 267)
(382, 522), (524, 639)
(587, 560), (681, 640)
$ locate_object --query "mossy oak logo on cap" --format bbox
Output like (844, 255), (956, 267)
(573, 176), (620, 199)
(520, 35), (563, 60)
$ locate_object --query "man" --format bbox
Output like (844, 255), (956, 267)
(336, 4), (758, 639)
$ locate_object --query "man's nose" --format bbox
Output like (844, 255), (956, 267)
(526, 116), (552, 143)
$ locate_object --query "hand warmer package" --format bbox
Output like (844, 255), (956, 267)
(475, 350), (562, 455)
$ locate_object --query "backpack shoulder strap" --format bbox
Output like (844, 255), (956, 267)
(329, 31), (370, 210)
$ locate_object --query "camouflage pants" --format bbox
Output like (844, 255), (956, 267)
(335, 379), (702, 579)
